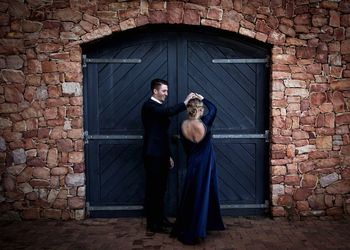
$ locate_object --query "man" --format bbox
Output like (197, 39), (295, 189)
(141, 79), (194, 233)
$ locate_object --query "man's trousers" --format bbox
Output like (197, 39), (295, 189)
(144, 156), (169, 229)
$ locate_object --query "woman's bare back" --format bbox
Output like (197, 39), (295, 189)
(181, 119), (206, 143)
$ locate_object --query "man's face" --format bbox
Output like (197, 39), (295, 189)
(153, 84), (168, 102)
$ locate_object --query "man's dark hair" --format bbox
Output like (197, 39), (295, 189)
(151, 79), (168, 92)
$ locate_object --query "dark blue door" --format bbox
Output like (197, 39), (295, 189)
(83, 25), (270, 217)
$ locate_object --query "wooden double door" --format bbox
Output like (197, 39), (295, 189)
(83, 25), (270, 217)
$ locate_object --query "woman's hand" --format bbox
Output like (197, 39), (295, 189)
(194, 93), (204, 100)
(184, 92), (196, 105)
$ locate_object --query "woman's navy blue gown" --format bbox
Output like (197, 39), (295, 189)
(172, 98), (225, 245)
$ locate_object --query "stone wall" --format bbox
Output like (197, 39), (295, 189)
(0, 0), (349, 220)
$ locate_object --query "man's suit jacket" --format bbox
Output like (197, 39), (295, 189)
(141, 98), (186, 158)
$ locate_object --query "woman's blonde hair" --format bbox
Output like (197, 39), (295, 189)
(187, 98), (203, 117)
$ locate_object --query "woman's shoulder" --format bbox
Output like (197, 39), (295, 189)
(181, 119), (204, 128)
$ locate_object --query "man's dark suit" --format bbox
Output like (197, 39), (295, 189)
(141, 98), (186, 231)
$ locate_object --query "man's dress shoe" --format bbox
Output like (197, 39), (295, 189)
(147, 225), (170, 234)
(162, 218), (174, 228)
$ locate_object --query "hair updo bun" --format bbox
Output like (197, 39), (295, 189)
(187, 98), (203, 118)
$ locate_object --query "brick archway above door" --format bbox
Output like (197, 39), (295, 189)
(0, 1), (349, 220)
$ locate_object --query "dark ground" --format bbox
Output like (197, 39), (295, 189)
(1, 216), (350, 250)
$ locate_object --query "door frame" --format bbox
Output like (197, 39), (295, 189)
(82, 24), (271, 217)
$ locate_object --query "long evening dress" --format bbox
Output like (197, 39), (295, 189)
(172, 98), (225, 245)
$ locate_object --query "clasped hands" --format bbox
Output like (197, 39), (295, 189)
(184, 92), (204, 105)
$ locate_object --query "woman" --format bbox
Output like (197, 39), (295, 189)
(171, 94), (225, 245)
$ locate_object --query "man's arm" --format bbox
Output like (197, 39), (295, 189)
(145, 92), (195, 117)
(145, 102), (186, 117)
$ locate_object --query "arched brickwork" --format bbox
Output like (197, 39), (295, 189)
(0, 0), (349, 220)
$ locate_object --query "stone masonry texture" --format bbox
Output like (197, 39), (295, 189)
(0, 0), (349, 220)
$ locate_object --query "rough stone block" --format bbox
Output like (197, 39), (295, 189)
(279, 24), (295, 37)
(33, 167), (50, 180)
(68, 197), (85, 209)
(29, 179), (50, 187)
(272, 206), (285, 216)
(167, 3), (184, 24)
(301, 174), (318, 188)
(6, 55), (24, 69)
(341, 39), (350, 54)
(272, 184), (285, 195)
(62, 82), (82, 96)
(320, 173), (339, 187)
(341, 145), (350, 155)
(202, 19), (221, 29)
(12, 148), (26, 164)
(285, 88), (309, 98)
(308, 194), (326, 210)
(68, 152), (83, 163)
(326, 180), (350, 194)
(316, 158), (341, 169)
(66, 173), (85, 187)
(1, 69), (25, 83)
(310, 92), (327, 106)
(36, 86), (48, 100)
(316, 136), (332, 150)
(22, 19), (43, 32)
(120, 18), (136, 31)
(18, 182), (33, 194)
(47, 148), (58, 168)
(57, 139), (73, 152)
(285, 175), (300, 186)
(331, 79), (350, 91)
(22, 208), (40, 220)
(0, 117), (13, 130)
(268, 30), (285, 45)
(296, 145), (316, 154)
(81, 25), (112, 43)
(184, 9), (200, 25)
(43, 209), (61, 219)
(335, 113), (350, 125)
(52, 8), (82, 23)
(207, 7), (223, 20)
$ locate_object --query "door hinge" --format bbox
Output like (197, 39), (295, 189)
(84, 130), (89, 144)
(265, 55), (271, 68)
(82, 54), (87, 68)
(86, 202), (90, 216)
(265, 130), (269, 142)
(220, 200), (269, 209)
(212, 56), (271, 68)
(212, 130), (270, 142)
(82, 55), (142, 68)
